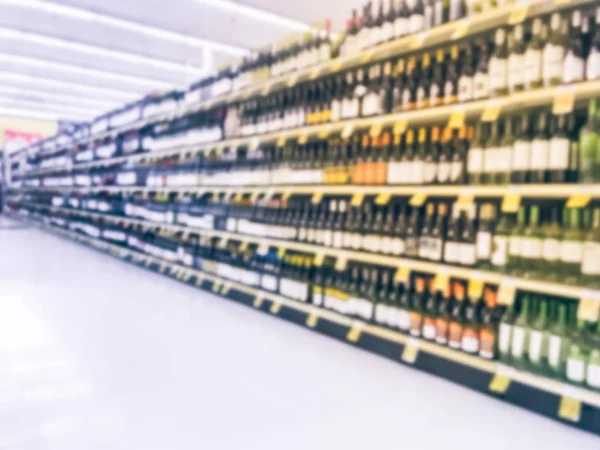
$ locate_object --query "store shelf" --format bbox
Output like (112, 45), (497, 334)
(25, 202), (600, 301)
(14, 211), (600, 436)
(19, 183), (600, 200)
(20, 78), (600, 178)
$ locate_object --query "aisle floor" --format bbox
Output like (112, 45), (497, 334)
(0, 221), (598, 449)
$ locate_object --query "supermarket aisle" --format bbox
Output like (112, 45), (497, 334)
(0, 223), (598, 450)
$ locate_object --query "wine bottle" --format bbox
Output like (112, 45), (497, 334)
(473, 38), (490, 100)
(383, 0), (396, 42)
(444, 203), (461, 264)
(498, 302), (515, 363)
(430, 203), (447, 262)
(410, 277), (427, 337)
(548, 301), (568, 378)
(409, 0), (425, 35)
(508, 207), (526, 274)
(579, 98), (600, 183)
(475, 203), (494, 270)
(543, 12), (567, 87)
(395, 0), (410, 38)
(424, 126), (440, 185)
(586, 318), (600, 389)
(405, 206), (421, 257)
(375, 268), (391, 324)
(430, 49), (445, 107)
(511, 295), (531, 369)
(397, 276), (412, 332)
(391, 204), (407, 255)
(402, 57), (418, 111)
(582, 207), (600, 288)
(416, 53), (432, 110)
(444, 45), (460, 105)
(483, 120), (499, 185)
(435, 282), (452, 345)
(491, 210), (510, 272)
(587, 7), (600, 81)
(524, 18), (544, 90)
(528, 298), (549, 373)
(480, 288), (502, 360)
(549, 114), (571, 183)
(419, 203), (435, 260)
(566, 320), (588, 385)
(489, 27), (509, 97)
(560, 208), (583, 284)
(541, 206), (561, 279)
(511, 113), (532, 184)
(459, 204), (477, 267)
(449, 281), (466, 349)
(530, 111), (550, 184)
(422, 279), (438, 340)
(508, 24), (525, 93)
(458, 42), (475, 103)
(436, 127), (452, 184)
(562, 9), (585, 85)
(450, 126), (469, 184)
(414, 127), (427, 185)
(521, 205), (543, 279)
(462, 293), (482, 355)
(467, 123), (485, 185)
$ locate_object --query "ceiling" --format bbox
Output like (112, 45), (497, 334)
(0, 0), (364, 125)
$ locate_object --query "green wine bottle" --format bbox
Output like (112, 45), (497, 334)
(566, 320), (589, 385)
(528, 298), (548, 374)
(508, 207), (526, 275)
(560, 208), (583, 285)
(586, 318), (600, 390)
(579, 98), (600, 183)
(582, 207), (600, 288)
(548, 302), (569, 379)
(511, 295), (530, 369)
(498, 303), (515, 363)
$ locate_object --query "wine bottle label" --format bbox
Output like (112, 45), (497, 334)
(548, 335), (562, 368)
(582, 241), (600, 275)
(394, 17), (409, 37)
(382, 22), (394, 42)
(512, 140), (531, 170)
(458, 76), (474, 103)
(476, 231), (492, 259)
(429, 83), (441, 106)
(499, 323), (512, 353)
(333, 231), (344, 249)
(401, 88), (412, 109)
(450, 160), (463, 182)
(548, 137), (570, 170)
(587, 364), (600, 388)
(491, 235), (508, 266)
(567, 358), (586, 382)
(323, 230), (333, 247)
(522, 237), (542, 259)
(461, 330), (480, 354)
(342, 231), (353, 248)
(416, 86), (427, 109)
(435, 318), (448, 344)
(375, 304), (387, 324)
(562, 53), (584, 84)
(331, 99), (342, 122)
(530, 139), (549, 169)
(511, 326), (526, 357)
(542, 238), (561, 262)
(586, 49), (600, 81)
(398, 309), (411, 331)
(508, 53), (524, 91)
(413, 160), (425, 185)
(444, 241), (460, 263)
(560, 240), (583, 263)
(430, 237), (443, 261)
(460, 243), (477, 266)
(437, 160), (451, 182)
(467, 148), (483, 174)
(479, 329), (495, 359)
(473, 72), (488, 99)
(424, 162), (437, 183)
(489, 57), (507, 92)
(410, 312), (423, 337)
(524, 48), (543, 87)
(543, 44), (565, 84)
(351, 233), (362, 249)
(497, 146), (512, 173)
(483, 147), (499, 174)
(262, 275), (279, 292)
(409, 14), (424, 34)
(423, 319), (436, 340)
(371, 235), (383, 253)
(313, 288), (323, 306)
(528, 330), (543, 362)
(391, 237), (405, 255)
(443, 80), (456, 104)
(418, 236), (430, 259)
(449, 322), (462, 349)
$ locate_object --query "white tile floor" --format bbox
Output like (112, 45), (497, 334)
(0, 219), (598, 449)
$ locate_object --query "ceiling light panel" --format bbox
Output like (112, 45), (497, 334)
(0, 105), (90, 122)
(0, 0), (248, 55)
(0, 85), (120, 109)
(0, 95), (100, 116)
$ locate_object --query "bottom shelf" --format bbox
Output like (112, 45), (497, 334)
(15, 213), (600, 437)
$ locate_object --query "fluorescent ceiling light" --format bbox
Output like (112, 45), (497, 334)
(0, 52), (174, 89)
(0, 0), (248, 56)
(0, 85), (119, 109)
(0, 96), (100, 116)
(193, 0), (309, 31)
(0, 106), (91, 122)
(0, 72), (139, 101)
(0, 27), (206, 75)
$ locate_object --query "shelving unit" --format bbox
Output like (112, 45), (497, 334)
(14, 211), (600, 436)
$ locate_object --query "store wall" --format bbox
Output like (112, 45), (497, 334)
(0, 117), (58, 153)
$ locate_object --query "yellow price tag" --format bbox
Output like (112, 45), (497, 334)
(558, 396), (581, 422)
(375, 193), (391, 205)
(360, 49), (375, 63)
(276, 136), (286, 147)
(196, 276), (204, 287)
(309, 67), (322, 80)
(351, 193), (365, 206)
(183, 272), (192, 282)
(508, 4), (529, 25)
(501, 193), (521, 212)
(270, 302), (282, 314)
(394, 267), (411, 283)
(577, 297), (600, 321)
(347, 326), (362, 343)
(489, 374), (511, 394)
(457, 193), (474, 210)
(318, 127), (331, 139)
(335, 256), (348, 271)
(239, 241), (249, 252)
(277, 247), (287, 259)
(553, 88), (575, 115)
(314, 252), (325, 267)
(212, 281), (222, 293)
(433, 273), (450, 292)
(409, 193), (427, 206)
(468, 279), (484, 299)
(287, 74), (299, 87)
(221, 283), (231, 295)
(253, 296), (263, 308)
(393, 119), (408, 135)
(218, 237), (228, 248)
(369, 123), (383, 137)
(306, 312), (319, 328)
(401, 340), (419, 363)
(281, 190), (293, 202)
(261, 82), (272, 95)
(312, 191), (324, 204)
(330, 60), (344, 72)
(298, 134), (308, 145)
(341, 123), (354, 139)
(566, 194), (591, 208)
(409, 32), (427, 49)
(497, 283), (516, 306)
(447, 109), (466, 129)
(481, 101), (502, 122)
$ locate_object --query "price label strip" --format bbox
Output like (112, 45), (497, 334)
(393, 119), (408, 135)
(489, 373), (511, 394)
(253, 296), (264, 308)
(369, 122), (383, 137)
(447, 109), (466, 129)
(270, 301), (282, 314)
(501, 193), (521, 213)
(508, 4), (529, 25)
(468, 279), (484, 299)
(409, 192), (428, 207)
(395, 267), (411, 283)
(433, 272), (450, 292)
(221, 283), (231, 295)
(481, 100), (503, 122)
(451, 19), (470, 40)
(212, 281), (222, 293)
(558, 396), (581, 422)
(312, 191), (324, 204)
(306, 312), (319, 328)
(401, 338), (419, 364)
(497, 281), (517, 306)
(314, 251), (326, 267)
(375, 192), (391, 205)
(335, 255), (348, 271)
(341, 123), (355, 139)
(566, 194), (591, 209)
(577, 295), (600, 321)
(552, 87), (575, 115)
(351, 193), (365, 206)
(346, 324), (363, 343)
